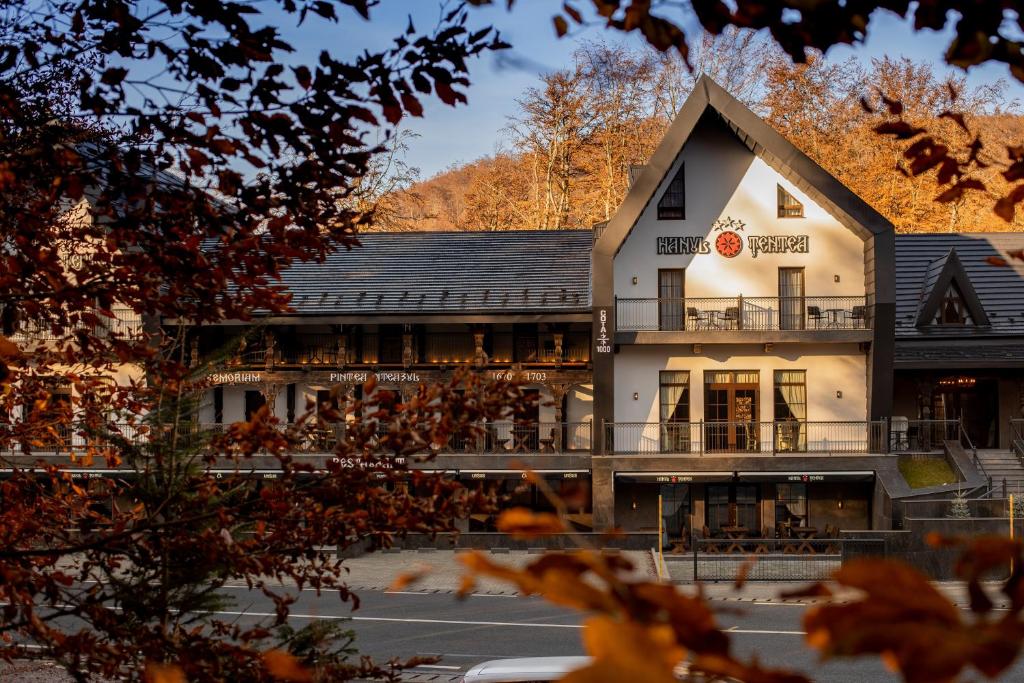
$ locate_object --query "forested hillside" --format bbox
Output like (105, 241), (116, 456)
(374, 31), (1024, 233)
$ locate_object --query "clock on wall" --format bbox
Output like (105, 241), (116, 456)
(711, 216), (746, 258)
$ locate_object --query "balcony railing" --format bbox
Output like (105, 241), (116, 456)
(11, 308), (144, 344)
(1, 421), (592, 456)
(604, 420), (958, 455)
(615, 297), (871, 332)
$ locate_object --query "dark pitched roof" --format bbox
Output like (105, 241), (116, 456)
(915, 248), (990, 327)
(895, 343), (1024, 367)
(896, 233), (1024, 339)
(270, 230), (592, 315)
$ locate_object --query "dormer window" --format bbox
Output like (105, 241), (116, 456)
(777, 184), (804, 218)
(657, 164), (684, 219)
(935, 282), (974, 325)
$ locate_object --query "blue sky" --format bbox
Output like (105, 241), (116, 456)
(289, 2), (1024, 179)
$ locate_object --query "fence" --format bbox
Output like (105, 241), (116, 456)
(605, 420), (898, 455)
(1, 420), (593, 456)
(616, 296), (871, 332)
(684, 538), (886, 582)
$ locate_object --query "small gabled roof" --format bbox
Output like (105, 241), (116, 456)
(593, 75), (894, 260)
(915, 248), (990, 327)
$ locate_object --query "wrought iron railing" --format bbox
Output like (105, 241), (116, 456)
(889, 419), (962, 453)
(615, 296), (871, 332)
(1, 421), (592, 456)
(603, 420), (936, 455)
(11, 308), (144, 344)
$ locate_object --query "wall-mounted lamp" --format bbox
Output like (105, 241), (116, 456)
(837, 497), (845, 510)
(633, 392), (639, 400)
(834, 274), (841, 283)
(836, 390), (843, 399)
(631, 499), (638, 511)
(632, 275), (638, 285)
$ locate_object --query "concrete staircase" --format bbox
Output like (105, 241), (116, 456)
(976, 449), (1024, 496)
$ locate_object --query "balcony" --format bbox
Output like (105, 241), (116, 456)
(604, 420), (959, 455)
(1, 421), (593, 456)
(615, 297), (871, 338)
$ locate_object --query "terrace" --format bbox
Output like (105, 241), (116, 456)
(615, 296), (872, 337)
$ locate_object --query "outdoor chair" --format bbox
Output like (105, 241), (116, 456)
(687, 307), (709, 329)
(847, 305), (867, 328)
(890, 416), (910, 451)
(807, 305), (826, 328)
(722, 306), (740, 329)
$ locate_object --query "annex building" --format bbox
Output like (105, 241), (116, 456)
(22, 76), (1017, 545)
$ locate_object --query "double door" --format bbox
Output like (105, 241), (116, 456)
(704, 371), (759, 452)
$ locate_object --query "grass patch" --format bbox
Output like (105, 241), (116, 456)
(899, 457), (958, 489)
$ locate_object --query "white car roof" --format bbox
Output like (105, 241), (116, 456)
(462, 656), (591, 682)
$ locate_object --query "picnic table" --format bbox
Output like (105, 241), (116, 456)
(719, 526), (749, 553)
(792, 527), (819, 554)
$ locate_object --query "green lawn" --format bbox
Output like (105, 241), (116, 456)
(899, 457), (958, 489)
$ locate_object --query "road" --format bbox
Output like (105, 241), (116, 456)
(207, 585), (909, 682)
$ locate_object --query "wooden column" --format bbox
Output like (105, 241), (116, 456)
(553, 331), (564, 367)
(402, 327), (414, 368)
(264, 330), (275, 371)
(189, 335), (199, 369)
(261, 383), (280, 417)
(335, 325), (346, 366)
(473, 329), (488, 368)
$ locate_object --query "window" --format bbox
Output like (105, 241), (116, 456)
(777, 184), (804, 218)
(778, 268), (805, 330)
(657, 164), (685, 219)
(659, 371), (690, 452)
(774, 370), (806, 452)
(775, 483), (808, 528)
(658, 269), (684, 331)
(935, 282), (974, 325)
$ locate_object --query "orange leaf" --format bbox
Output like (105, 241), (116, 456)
(495, 507), (564, 539)
(143, 662), (186, 683)
(263, 650), (312, 682)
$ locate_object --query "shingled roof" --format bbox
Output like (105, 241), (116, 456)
(895, 233), (1024, 339)
(268, 230), (592, 316)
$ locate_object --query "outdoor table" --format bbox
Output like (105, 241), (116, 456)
(509, 429), (534, 452)
(824, 308), (846, 328)
(793, 527), (819, 554)
(719, 526), (748, 553)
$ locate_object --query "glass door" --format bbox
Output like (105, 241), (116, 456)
(778, 267), (805, 330)
(704, 371), (760, 452)
(658, 269), (684, 331)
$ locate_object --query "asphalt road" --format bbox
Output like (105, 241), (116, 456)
(207, 586), (911, 682)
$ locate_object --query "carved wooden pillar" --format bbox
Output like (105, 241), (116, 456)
(553, 332), (564, 367)
(264, 330), (276, 371)
(335, 325), (347, 366)
(261, 383), (280, 417)
(473, 329), (489, 368)
(189, 335), (199, 369)
(547, 382), (571, 451)
(402, 327), (414, 369)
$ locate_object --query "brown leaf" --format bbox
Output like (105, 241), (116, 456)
(263, 650), (312, 682)
(553, 15), (569, 37)
(495, 507), (565, 539)
(0, 335), (21, 360)
(388, 566), (431, 592)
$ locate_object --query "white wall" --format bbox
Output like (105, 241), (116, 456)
(613, 117), (866, 301)
(613, 343), (867, 424)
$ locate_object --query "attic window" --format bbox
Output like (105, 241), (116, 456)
(657, 164), (685, 220)
(935, 282), (974, 325)
(777, 185), (804, 218)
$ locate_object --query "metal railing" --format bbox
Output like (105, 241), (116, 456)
(2, 421), (592, 456)
(11, 308), (144, 344)
(689, 538), (885, 582)
(615, 296), (871, 332)
(604, 420), (959, 455)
